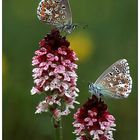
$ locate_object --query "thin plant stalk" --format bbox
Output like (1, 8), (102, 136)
(51, 117), (63, 140)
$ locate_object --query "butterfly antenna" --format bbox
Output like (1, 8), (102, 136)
(75, 23), (88, 30)
(83, 24), (88, 29)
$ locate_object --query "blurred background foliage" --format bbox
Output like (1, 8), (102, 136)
(3, 0), (137, 139)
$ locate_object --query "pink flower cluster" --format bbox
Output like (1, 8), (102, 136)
(31, 29), (79, 120)
(73, 95), (116, 140)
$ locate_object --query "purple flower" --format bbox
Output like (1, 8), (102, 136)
(73, 95), (116, 140)
(31, 29), (79, 120)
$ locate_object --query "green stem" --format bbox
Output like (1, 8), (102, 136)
(51, 117), (63, 140)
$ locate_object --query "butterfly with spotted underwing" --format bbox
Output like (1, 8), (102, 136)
(89, 59), (132, 99)
(37, 0), (77, 34)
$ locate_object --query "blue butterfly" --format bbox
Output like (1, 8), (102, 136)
(89, 59), (132, 99)
(37, 0), (76, 33)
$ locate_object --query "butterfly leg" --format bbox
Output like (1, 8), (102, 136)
(99, 93), (103, 98)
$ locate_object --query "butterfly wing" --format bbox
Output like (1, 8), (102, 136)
(94, 59), (132, 99)
(37, 0), (72, 27)
(61, 0), (72, 26)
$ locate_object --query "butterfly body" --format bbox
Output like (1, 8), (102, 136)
(37, 0), (75, 33)
(89, 83), (102, 98)
(89, 59), (132, 99)
(57, 23), (76, 33)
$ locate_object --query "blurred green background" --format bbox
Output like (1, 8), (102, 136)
(3, 0), (137, 139)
